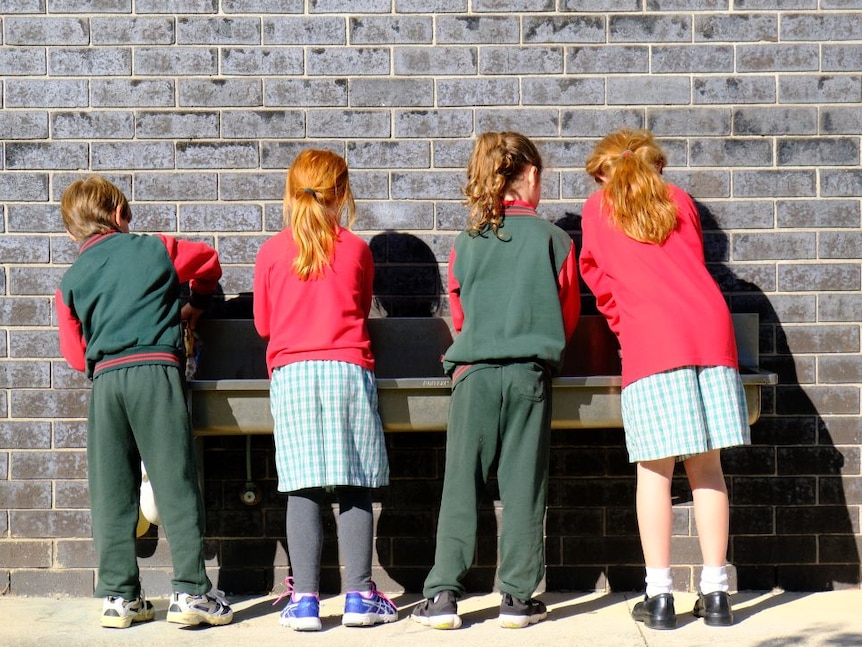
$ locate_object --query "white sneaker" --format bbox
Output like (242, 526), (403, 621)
(167, 589), (234, 626)
(100, 594), (155, 629)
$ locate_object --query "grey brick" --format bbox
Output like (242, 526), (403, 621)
(437, 78), (520, 107)
(51, 363), (92, 390)
(779, 76), (862, 104)
(663, 170), (730, 198)
(350, 78), (433, 108)
(134, 47), (218, 76)
(177, 17), (261, 45)
(91, 79), (175, 108)
(47, 0), (130, 10)
(432, 139), (478, 168)
(821, 294), (862, 323)
(647, 108), (731, 136)
(90, 17), (174, 44)
(394, 46), (477, 75)
(223, 0), (303, 11)
(777, 200), (860, 229)
(10, 509), (90, 537)
(5, 143), (87, 171)
(350, 16), (433, 44)
(734, 170), (816, 198)
(0, 420), (51, 446)
(218, 172), (285, 200)
(6, 17), (88, 45)
(346, 141), (430, 169)
(0, 481), (52, 509)
(135, 0), (217, 11)
(307, 47), (389, 76)
(0, 362), (51, 392)
(523, 16), (605, 43)
(734, 108), (818, 136)
(694, 76), (777, 105)
(391, 171), (462, 200)
(221, 47), (304, 76)
(610, 76), (692, 105)
(10, 384), (88, 418)
(265, 79), (348, 107)
(217, 265), (254, 295)
(0, 47), (46, 75)
(568, 46), (649, 74)
(690, 139), (773, 167)
(560, 0), (640, 8)
(222, 110), (304, 139)
(55, 481), (89, 509)
(652, 45), (734, 73)
(0, 297), (51, 327)
(523, 77), (604, 106)
(778, 263), (860, 293)
(475, 109), (559, 137)
(133, 172), (218, 201)
(135, 111), (219, 139)
(394, 109), (474, 138)
(560, 109), (644, 137)
(54, 421), (88, 450)
(474, 0), (553, 9)
(822, 0), (862, 7)
(92, 142), (174, 170)
(263, 16), (346, 45)
(782, 13), (862, 41)
(820, 356), (862, 385)
(610, 15), (691, 42)
(0, 111), (48, 140)
(647, 0), (727, 7)
(737, 44), (820, 72)
(820, 232), (862, 260)
(11, 568), (94, 596)
(778, 138), (859, 167)
(310, 0), (390, 11)
(9, 267), (65, 296)
(823, 45), (862, 72)
(176, 142), (259, 169)
(0, 174), (48, 201)
(733, 233), (816, 262)
(535, 139), (593, 170)
(734, 0), (813, 7)
(437, 16), (520, 44)
(53, 111), (134, 140)
(53, 174), (132, 201)
(6, 79), (88, 108)
(0, 540), (51, 567)
(307, 110), (390, 138)
(215, 235), (270, 264)
(395, 0), (468, 11)
(0, 0), (46, 12)
(480, 46), (564, 75)
(8, 205), (65, 233)
(694, 14), (777, 42)
(357, 201), (436, 230)
(179, 204), (262, 232)
(178, 79), (262, 107)
(821, 170), (862, 198)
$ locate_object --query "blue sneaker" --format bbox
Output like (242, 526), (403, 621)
(342, 582), (398, 626)
(279, 594), (321, 631)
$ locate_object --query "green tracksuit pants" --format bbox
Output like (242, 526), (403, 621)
(422, 361), (552, 601)
(87, 364), (211, 599)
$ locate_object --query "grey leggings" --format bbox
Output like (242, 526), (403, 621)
(286, 486), (373, 593)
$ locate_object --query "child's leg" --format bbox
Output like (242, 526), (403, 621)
(636, 457), (676, 595)
(336, 486), (373, 592)
(684, 450), (730, 589)
(286, 488), (326, 594)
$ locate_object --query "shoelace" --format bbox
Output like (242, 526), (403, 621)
(272, 576), (296, 607)
(365, 582), (398, 610)
(208, 588), (229, 606)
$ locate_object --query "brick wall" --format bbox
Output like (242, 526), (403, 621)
(1, 2), (860, 596)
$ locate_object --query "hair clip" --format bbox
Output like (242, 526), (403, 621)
(621, 150), (635, 157)
(303, 188), (315, 194)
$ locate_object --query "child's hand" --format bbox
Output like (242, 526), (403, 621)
(181, 303), (205, 331)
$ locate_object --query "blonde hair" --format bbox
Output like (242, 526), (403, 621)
(60, 175), (132, 242)
(464, 131), (542, 238)
(284, 149), (356, 281)
(584, 128), (678, 244)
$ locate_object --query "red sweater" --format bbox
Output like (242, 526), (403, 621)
(579, 184), (738, 387)
(253, 226), (375, 376)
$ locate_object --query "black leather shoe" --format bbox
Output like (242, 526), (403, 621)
(632, 593), (677, 630)
(692, 591), (733, 626)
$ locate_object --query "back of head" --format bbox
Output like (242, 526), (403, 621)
(284, 149), (356, 280)
(584, 128), (677, 244)
(61, 175), (131, 242)
(464, 131), (542, 236)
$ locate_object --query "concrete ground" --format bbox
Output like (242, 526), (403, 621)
(0, 589), (860, 647)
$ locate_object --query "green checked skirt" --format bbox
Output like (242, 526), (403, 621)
(270, 360), (389, 493)
(621, 365), (750, 463)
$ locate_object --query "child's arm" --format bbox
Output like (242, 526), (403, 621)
(446, 247), (464, 333)
(55, 290), (87, 372)
(558, 241), (581, 342)
(157, 235), (222, 310)
(579, 245), (620, 336)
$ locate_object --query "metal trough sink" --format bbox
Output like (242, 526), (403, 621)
(188, 314), (776, 435)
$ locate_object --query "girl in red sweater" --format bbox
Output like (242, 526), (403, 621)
(579, 129), (750, 629)
(253, 149), (396, 630)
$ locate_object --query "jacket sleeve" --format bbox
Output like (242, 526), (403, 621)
(557, 240), (581, 343)
(157, 234), (222, 307)
(579, 227), (621, 337)
(252, 248), (270, 341)
(446, 246), (464, 333)
(55, 289), (87, 372)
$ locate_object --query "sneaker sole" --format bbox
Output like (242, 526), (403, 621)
(167, 610), (234, 626)
(499, 612), (547, 629)
(279, 616), (322, 631)
(342, 612), (398, 626)
(411, 613), (462, 629)
(101, 607), (155, 629)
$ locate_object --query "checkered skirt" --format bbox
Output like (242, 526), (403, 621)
(620, 365), (751, 462)
(270, 360), (389, 492)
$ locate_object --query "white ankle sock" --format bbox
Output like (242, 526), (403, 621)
(700, 565), (728, 595)
(645, 567), (673, 597)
